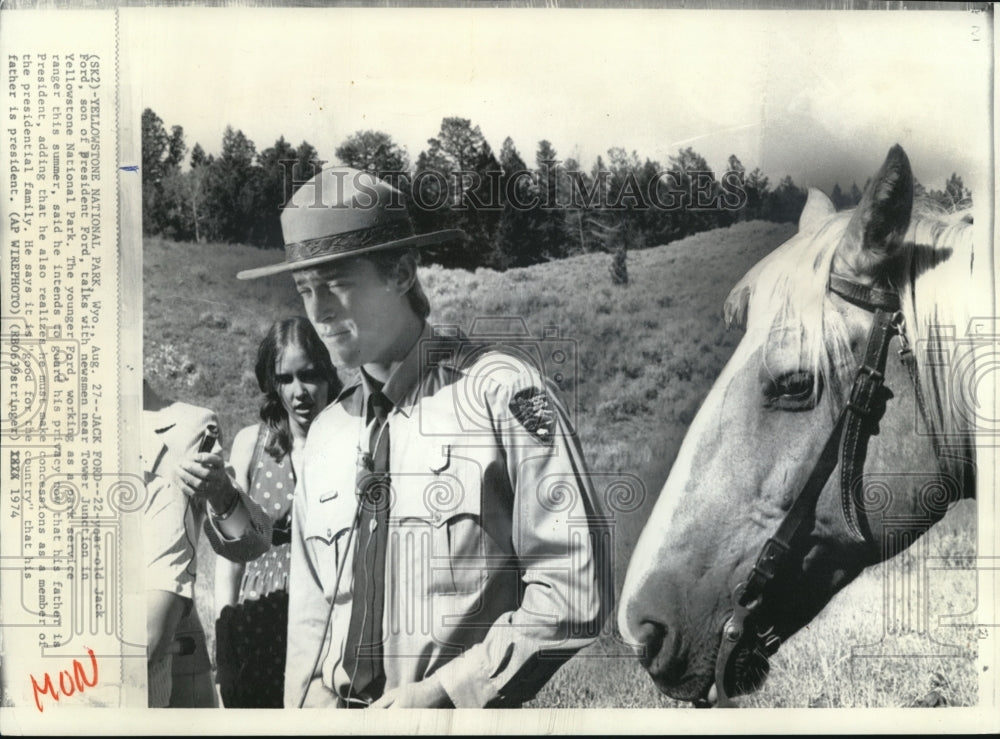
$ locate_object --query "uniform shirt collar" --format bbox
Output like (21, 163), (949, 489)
(358, 321), (432, 419)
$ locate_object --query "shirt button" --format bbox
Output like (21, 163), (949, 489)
(326, 528), (332, 538)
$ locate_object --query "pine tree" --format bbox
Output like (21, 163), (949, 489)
(201, 126), (261, 244)
(722, 154), (746, 224)
(254, 136), (299, 247)
(943, 173), (972, 210)
(494, 137), (534, 269)
(294, 142), (325, 197)
(765, 175), (808, 223)
(667, 147), (719, 238)
(412, 117), (500, 269)
(141, 108), (186, 235)
(533, 140), (567, 261)
(831, 183), (849, 210)
(335, 130), (409, 176)
(188, 144), (212, 242)
(744, 168), (770, 220)
(560, 155), (590, 256)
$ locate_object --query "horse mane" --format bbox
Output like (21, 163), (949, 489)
(730, 200), (979, 464)
(899, 203), (979, 450)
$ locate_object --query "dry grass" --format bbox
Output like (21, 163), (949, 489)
(143, 220), (977, 708)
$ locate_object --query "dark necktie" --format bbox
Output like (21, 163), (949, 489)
(343, 388), (392, 704)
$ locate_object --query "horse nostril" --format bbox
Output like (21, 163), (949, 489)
(620, 597), (668, 653)
(633, 620), (667, 667)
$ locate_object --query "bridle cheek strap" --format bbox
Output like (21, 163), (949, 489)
(839, 306), (899, 541)
(712, 276), (905, 707)
(714, 413), (849, 707)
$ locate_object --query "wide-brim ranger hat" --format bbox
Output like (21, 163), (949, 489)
(236, 167), (465, 280)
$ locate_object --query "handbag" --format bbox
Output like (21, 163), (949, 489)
(215, 589), (289, 708)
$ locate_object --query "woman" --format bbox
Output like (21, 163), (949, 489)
(214, 317), (341, 708)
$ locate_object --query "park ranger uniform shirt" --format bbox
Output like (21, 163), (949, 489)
(285, 322), (610, 708)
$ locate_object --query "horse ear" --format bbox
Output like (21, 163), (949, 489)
(725, 191), (836, 329)
(724, 281), (750, 331)
(839, 144), (914, 277)
(799, 188), (836, 233)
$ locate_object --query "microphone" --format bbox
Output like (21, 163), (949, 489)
(198, 424), (220, 454)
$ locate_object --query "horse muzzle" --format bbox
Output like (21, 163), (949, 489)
(708, 607), (783, 707)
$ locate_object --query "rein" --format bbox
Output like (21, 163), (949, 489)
(712, 273), (922, 708)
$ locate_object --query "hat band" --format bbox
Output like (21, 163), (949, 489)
(285, 221), (415, 262)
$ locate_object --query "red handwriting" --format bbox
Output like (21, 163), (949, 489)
(30, 648), (99, 713)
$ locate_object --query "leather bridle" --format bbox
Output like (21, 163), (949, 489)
(711, 273), (923, 708)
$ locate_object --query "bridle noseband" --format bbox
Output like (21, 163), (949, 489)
(711, 273), (923, 708)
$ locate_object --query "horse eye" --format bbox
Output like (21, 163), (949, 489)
(763, 370), (820, 410)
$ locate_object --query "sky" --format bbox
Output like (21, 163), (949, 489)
(129, 6), (992, 197)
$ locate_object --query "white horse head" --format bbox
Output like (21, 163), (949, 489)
(618, 145), (985, 704)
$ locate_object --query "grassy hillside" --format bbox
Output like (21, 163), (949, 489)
(144, 221), (977, 708)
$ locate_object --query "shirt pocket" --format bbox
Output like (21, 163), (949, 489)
(391, 454), (493, 596)
(301, 493), (355, 603)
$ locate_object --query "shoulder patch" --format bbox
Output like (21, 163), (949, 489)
(509, 387), (556, 445)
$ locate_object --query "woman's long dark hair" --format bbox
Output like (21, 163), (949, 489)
(255, 316), (342, 460)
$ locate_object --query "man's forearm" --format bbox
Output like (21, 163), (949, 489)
(203, 486), (273, 562)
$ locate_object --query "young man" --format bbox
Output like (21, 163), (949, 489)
(238, 168), (610, 708)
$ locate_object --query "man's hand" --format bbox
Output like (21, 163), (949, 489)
(176, 452), (236, 513)
(369, 675), (453, 708)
